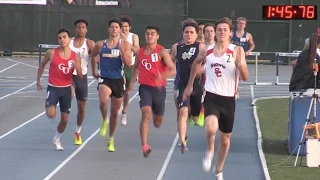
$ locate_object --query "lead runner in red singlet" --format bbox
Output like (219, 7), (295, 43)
(36, 29), (83, 151)
(183, 17), (249, 179)
(128, 25), (176, 158)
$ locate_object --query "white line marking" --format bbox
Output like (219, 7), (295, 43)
(6, 58), (49, 72)
(251, 96), (288, 180)
(0, 62), (20, 73)
(156, 133), (179, 180)
(250, 85), (255, 100)
(10, 90), (38, 94)
(0, 80), (95, 140)
(0, 81), (38, 100)
(0, 112), (46, 140)
(43, 91), (139, 180)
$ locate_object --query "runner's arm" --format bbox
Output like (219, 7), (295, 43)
(37, 49), (53, 83)
(169, 43), (177, 64)
(74, 54), (83, 79)
(120, 41), (133, 67)
(187, 45), (207, 87)
(246, 33), (255, 54)
(87, 39), (96, 56)
(131, 34), (140, 53)
(160, 48), (176, 79)
(235, 46), (249, 81)
(91, 41), (102, 76)
(131, 53), (139, 84)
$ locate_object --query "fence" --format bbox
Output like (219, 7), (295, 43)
(0, 0), (186, 53)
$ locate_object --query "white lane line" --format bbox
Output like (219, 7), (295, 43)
(156, 133), (179, 180)
(250, 85), (255, 100)
(0, 81), (38, 100)
(0, 80), (95, 140)
(6, 58), (49, 72)
(43, 91), (139, 180)
(0, 62), (20, 73)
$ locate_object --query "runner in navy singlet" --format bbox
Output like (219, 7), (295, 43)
(91, 18), (132, 152)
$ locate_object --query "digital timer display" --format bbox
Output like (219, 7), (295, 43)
(262, 5), (317, 20)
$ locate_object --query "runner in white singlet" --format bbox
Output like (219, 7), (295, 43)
(119, 17), (140, 125)
(183, 17), (249, 180)
(70, 19), (95, 145)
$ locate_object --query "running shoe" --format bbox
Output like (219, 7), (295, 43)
(203, 151), (213, 172)
(180, 142), (188, 154)
(187, 115), (195, 126)
(142, 144), (152, 158)
(99, 119), (109, 137)
(213, 166), (224, 180)
(74, 133), (82, 145)
(120, 113), (127, 125)
(107, 138), (115, 152)
(53, 138), (63, 151)
(197, 105), (205, 127)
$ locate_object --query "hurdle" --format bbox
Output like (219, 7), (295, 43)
(274, 52), (299, 85)
(38, 44), (59, 65)
(250, 51), (272, 85)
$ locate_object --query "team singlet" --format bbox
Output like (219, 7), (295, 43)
(69, 38), (90, 75)
(137, 45), (168, 87)
(204, 44), (239, 97)
(48, 48), (76, 87)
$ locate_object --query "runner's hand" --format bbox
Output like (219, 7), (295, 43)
(93, 72), (100, 79)
(156, 72), (165, 87)
(183, 85), (193, 102)
(37, 82), (43, 91)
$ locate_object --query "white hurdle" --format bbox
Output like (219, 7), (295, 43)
(250, 51), (272, 85)
(274, 52), (299, 85)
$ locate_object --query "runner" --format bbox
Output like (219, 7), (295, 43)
(128, 25), (176, 158)
(170, 20), (205, 153)
(183, 17), (249, 179)
(198, 22), (216, 126)
(36, 28), (83, 151)
(70, 19), (95, 145)
(231, 17), (255, 57)
(91, 18), (132, 152)
(204, 23), (215, 45)
(197, 22), (205, 43)
(119, 17), (140, 125)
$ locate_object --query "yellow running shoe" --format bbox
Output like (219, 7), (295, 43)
(74, 133), (82, 145)
(107, 138), (115, 152)
(99, 120), (109, 137)
(187, 115), (194, 126)
(197, 106), (205, 127)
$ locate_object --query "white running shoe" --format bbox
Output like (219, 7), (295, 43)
(121, 113), (127, 125)
(202, 151), (213, 172)
(53, 138), (63, 151)
(213, 166), (224, 180)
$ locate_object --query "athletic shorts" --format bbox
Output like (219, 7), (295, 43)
(72, 74), (88, 101)
(98, 77), (125, 98)
(139, 84), (166, 116)
(173, 76), (179, 91)
(123, 66), (133, 89)
(177, 83), (202, 117)
(203, 92), (236, 133)
(46, 85), (72, 113)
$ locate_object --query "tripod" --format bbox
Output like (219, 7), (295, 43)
(294, 58), (319, 167)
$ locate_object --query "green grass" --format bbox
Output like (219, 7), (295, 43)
(256, 98), (319, 180)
